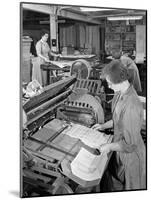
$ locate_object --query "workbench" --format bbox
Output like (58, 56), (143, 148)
(59, 54), (96, 61)
(40, 61), (72, 85)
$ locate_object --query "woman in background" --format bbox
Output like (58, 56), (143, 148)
(32, 30), (59, 86)
(92, 60), (146, 191)
(111, 49), (142, 93)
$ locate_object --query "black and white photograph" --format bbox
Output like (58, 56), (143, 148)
(20, 1), (147, 198)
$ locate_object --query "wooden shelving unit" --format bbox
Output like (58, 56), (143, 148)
(105, 21), (136, 54)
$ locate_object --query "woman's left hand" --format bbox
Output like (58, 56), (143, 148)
(99, 143), (112, 154)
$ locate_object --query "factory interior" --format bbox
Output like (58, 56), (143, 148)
(21, 3), (147, 197)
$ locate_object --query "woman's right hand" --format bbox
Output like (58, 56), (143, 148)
(44, 58), (51, 63)
(91, 123), (105, 131)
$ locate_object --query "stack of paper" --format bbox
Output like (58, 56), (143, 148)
(62, 124), (111, 149)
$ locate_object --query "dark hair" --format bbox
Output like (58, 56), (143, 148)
(102, 60), (129, 84)
(40, 29), (49, 38)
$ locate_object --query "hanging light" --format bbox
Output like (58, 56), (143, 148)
(107, 15), (143, 21)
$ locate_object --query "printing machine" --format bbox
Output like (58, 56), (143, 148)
(21, 76), (112, 197)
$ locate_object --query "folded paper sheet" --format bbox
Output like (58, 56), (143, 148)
(71, 147), (108, 181)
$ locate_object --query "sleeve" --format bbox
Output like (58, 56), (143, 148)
(127, 62), (142, 92)
(127, 68), (135, 85)
(118, 103), (144, 153)
(35, 41), (42, 56)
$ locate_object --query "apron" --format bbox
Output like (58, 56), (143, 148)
(32, 40), (50, 86)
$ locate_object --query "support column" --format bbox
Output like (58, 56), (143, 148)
(50, 8), (58, 52)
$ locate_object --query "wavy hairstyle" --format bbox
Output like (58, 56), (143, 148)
(102, 59), (129, 84)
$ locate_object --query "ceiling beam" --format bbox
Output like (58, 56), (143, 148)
(59, 10), (100, 24)
(22, 3), (101, 24)
(58, 9), (101, 24)
(22, 3), (54, 15)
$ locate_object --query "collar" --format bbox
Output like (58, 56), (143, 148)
(120, 84), (134, 101)
(40, 39), (47, 45)
(112, 84), (134, 114)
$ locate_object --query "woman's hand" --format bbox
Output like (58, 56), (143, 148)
(55, 54), (60, 58)
(44, 58), (51, 63)
(99, 143), (112, 154)
(91, 123), (105, 131)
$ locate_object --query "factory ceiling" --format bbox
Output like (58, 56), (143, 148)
(22, 4), (146, 25)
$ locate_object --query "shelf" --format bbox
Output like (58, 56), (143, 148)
(123, 40), (136, 42)
(106, 32), (135, 34)
(122, 32), (135, 34)
(107, 39), (121, 41)
(105, 32), (121, 34)
(105, 23), (136, 53)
